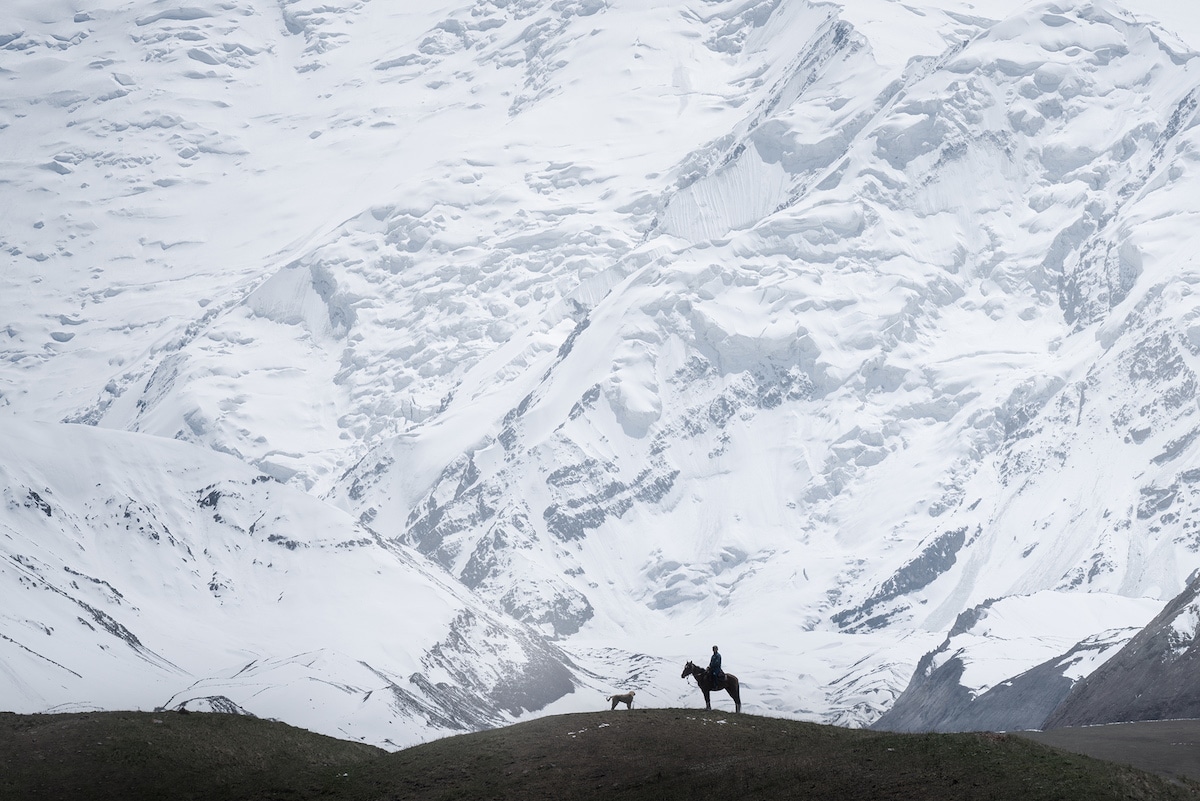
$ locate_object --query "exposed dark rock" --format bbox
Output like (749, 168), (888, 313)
(402, 455), (497, 567)
(556, 316), (590, 359)
(166, 695), (252, 716)
(1137, 485), (1178, 519)
(62, 567), (125, 603)
(417, 610), (578, 723)
(542, 460), (678, 542)
(567, 384), (601, 421)
(871, 651), (974, 733)
(499, 585), (593, 639)
(874, 594), (1149, 733)
(266, 534), (305, 550)
(345, 455), (394, 502)
(1153, 428), (1200, 465)
(832, 526), (970, 631)
(25, 489), (51, 517)
(1044, 579), (1200, 729)
(874, 636), (1104, 733)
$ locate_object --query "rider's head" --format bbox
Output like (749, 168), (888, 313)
(713, 645), (719, 653)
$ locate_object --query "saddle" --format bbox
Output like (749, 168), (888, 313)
(708, 669), (725, 691)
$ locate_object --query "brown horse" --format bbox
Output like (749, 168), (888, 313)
(682, 660), (741, 713)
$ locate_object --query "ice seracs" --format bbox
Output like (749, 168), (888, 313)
(6, 0), (1200, 744)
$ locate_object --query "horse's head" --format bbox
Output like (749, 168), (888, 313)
(681, 660), (695, 679)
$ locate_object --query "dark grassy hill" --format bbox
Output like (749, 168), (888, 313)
(4, 708), (1199, 801)
(0, 709), (380, 800)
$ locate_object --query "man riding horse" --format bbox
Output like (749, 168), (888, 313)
(682, 647), (741, 712)
(708, 645), (724, 690)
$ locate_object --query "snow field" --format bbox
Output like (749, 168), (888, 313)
(8, 0), (1200, 745)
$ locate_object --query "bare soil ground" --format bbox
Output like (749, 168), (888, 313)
(1020, 720), (1200, 784)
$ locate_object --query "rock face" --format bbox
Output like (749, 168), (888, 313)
(873, 654), (1073, 734)
(873, 594), (1154, 732)
(1044, 579), (1200, 729)
(880, 580), (1200, 733)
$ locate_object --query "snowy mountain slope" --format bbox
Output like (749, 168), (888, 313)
(328, 0), (1200, 725)
(6, 0), (782, 489)
(0, 420), (585, 747)
(7, 0), (1200, 742)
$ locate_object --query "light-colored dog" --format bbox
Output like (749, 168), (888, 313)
(606, 691), (635, 710)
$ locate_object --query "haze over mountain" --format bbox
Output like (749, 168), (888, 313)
(5, 0), (1200, 747)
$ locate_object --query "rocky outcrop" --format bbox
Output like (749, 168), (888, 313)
(1045, 579), (1200, 729)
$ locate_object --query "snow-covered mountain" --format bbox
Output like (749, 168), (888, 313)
(0, 419), (582, 747)
(7, 0), (1200, 746)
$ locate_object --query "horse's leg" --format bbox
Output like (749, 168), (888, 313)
(703, 688), (711, 710)
(729, 680), (741, 713)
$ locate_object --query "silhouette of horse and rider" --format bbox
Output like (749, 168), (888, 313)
(681, 645), (741, 713)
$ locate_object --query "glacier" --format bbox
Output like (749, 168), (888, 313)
(6, 0), (1200, 747)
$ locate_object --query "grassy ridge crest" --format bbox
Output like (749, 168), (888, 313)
(3, 708), (1199, 800)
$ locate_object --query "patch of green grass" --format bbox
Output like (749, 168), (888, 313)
(3, 709), (1199, 801)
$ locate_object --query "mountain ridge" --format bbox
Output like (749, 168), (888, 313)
(6, 0), (1200, 745)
